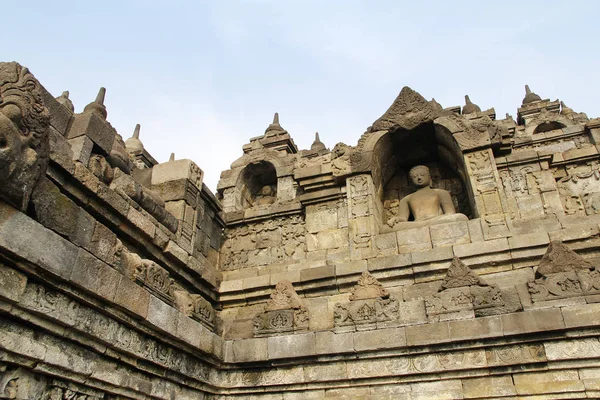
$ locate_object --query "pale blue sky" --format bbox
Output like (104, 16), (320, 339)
(5, 1), (600, 191)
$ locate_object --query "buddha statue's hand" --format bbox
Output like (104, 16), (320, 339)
(387, 216), (407, 227)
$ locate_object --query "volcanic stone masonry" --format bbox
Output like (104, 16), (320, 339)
(2, 61), (600, 399)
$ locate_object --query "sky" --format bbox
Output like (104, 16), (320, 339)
(4, 1), (600, 192)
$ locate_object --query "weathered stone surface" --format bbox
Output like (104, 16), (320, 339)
(4, 67), (600, 399)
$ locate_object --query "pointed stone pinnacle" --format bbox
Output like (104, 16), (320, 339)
(133, 124), (141, 139)
(83, 87), (108, 118)
(56, 90), (74, 112)
(311, 131), (326, 152)
(265, 112), (286, 135)
(462, 94), (481, 114)
(95, 87), (106, 105)
(124, 124), (144, 154)
(522, 84), (542, 105)
(315, 132), (320, 142)
(169, 153), (175, 161)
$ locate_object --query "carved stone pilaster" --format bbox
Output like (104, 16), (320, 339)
(464, 148), (510, 238)
(347, 174), (379, 260)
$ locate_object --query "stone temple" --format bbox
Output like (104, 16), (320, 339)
(2, 61), (600, 399)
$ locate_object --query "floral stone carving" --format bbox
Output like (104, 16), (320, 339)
(0, 62), (50, 211)
(425, 257), (521, 320)
(334, 272), (400, 331)
(528, 241), (600, 302)
(254, 280), (309, 336)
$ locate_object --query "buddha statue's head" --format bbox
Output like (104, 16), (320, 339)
(408, 165), (431, 188)
(0, 62), (50, 210)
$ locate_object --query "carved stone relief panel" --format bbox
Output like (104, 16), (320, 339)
(334, 272), (400, 331)
(556, 162), (600, 216)
(221, 215), (306, 270)
(254, 281), (309, 337)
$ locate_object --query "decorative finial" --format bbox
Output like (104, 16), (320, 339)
(55, 90), (74, 112)
(462, 95), (481, 115)
(95, 87), (106, 105)
(169, 153), (175, 161)
(560, 101), (574, 115)
(311, 132), (326, 152)
(265, 112), (286, 135)
(83, 87), (107, 119)
(522, 84), (542, 105)
(430, 98), (443, 110)
(125, 123), (144, 154)
(133, 123), (141, 139)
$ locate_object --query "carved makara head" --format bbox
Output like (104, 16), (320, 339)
(0, 62), (50, 210)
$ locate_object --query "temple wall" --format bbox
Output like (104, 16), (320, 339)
(2, 64), (600, 399)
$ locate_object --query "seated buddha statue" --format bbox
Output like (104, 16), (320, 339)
(254, 185), (276, 206)
(387, 165), (467, 229)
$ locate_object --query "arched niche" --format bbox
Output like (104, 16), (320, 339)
(371, 122), (474, 225)
(237, 161), (278, 209)
(533, 121), (566, 134)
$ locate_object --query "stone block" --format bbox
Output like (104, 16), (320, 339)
(462, 376), (516, 398)
(31, 178), (96, 248)
(396, 225), (431, 253)
(0, 202), (79, 280)
(335, 260), (367, 276)
(412, 246), (453, 265)
(306, 228), (349, 251)
(453, 237), (509, 258)
(549, 224), (600, 243)
(353, 327), (406, 352)
(147, 295), (179, 337)
(70, 249), (120, 302)
(406, 321), (450, 346)
(300, 265), (335, 282)
(268, 332), (316, 359)
(429, 221), (470, 248)
(0, 263), (27, 302)
(561, 303), (600, 328)
(165, 240), (188, 264)
(501, 308), (564, 336)
(113, 277), (150, 318)
(508, 232), (549, 249)
(242, 274), (271, 290)
(232, 338), (268, 362)
(127, 207), (156, 239)
(68, 135), (93, 165)
(40, 85), (73, 134)
(0, 329), (47, 361)
(367, 253), (411, 271)
(67, 112), (116, 155)
(448, 315), (502, 341)
(89, 221), (117, 264)
(467, 218), (484, 242)
(303, 362), (348, 382)
(513, 370), (584, 395)
(306, 204), (338, 233)
(374, 232), (398, 256)
(315, 331), (354, 355)
(48, 126), (76, 174)
(176, 313), (205, 349)
(152, 159), (204, 188)
(398, 299), (427, 326)
(410, 380), (463, 400)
